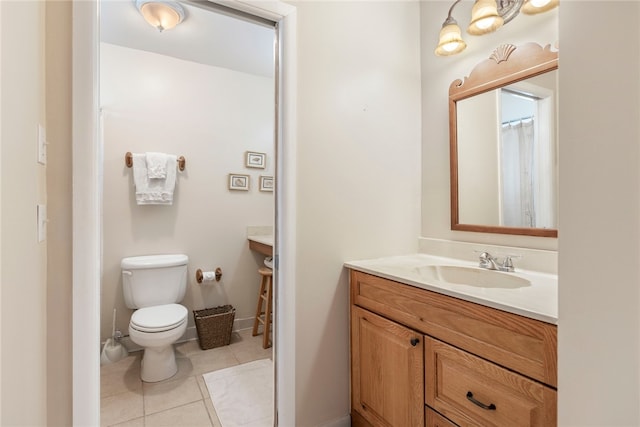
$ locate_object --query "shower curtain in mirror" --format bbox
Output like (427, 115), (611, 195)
(500, 119), (535, 227)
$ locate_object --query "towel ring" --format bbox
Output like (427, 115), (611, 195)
(125, 152), (186, 171)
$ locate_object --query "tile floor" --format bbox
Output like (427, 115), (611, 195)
(100, 329), (273, 427)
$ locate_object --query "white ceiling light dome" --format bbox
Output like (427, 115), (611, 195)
(135, 0), (186, 32)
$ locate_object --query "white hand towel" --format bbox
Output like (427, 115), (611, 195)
(146, 152), (168, 179)
(132, 153), (177, 205)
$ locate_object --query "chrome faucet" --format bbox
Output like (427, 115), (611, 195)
(478, 252), (515, 272)
(478, 252), (499, 270)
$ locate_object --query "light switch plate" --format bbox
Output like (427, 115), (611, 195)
(37, 204), (47, 242)
(37, 124), (46, 165)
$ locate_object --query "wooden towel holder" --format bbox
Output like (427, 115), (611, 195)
(125, 151), (186, 171)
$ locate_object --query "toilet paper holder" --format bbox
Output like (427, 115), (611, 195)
(196, 267), (223, 283)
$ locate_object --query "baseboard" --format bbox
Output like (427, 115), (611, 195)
(107, 315), (257, 353)
(233, 315), (256, 332)
(320, 414), (351, 427)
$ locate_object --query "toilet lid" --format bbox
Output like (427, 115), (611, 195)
(130, 304), (187, 332)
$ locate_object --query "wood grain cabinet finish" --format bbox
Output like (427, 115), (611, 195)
(351, 306), (424, 427)
(426, 407), (459, 427)
(349, 269), (557, 427)
(426, 336), (556, 427)
(350, 271), (557, 387)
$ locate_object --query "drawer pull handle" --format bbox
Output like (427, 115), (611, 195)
(410, 338), (419, 346)
(466, 391), (496, 410)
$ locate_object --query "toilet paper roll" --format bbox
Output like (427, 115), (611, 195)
(196, 267), (223, 283)
(202, 271), (217, 282)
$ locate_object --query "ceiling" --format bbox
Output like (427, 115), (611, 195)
(99, 0), (276, 77)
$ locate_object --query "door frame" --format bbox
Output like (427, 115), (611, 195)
(71, 1), (297, 424)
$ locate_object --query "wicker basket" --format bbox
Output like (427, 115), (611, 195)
(193, 305), (235, 350)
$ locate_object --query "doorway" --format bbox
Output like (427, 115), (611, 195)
(72, 1), (298, 425)
(99, 1), (276, 423)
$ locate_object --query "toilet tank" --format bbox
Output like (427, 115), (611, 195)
(121, 254), (189, 309)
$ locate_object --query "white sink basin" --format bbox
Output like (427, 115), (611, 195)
(414, 265), (531, 289)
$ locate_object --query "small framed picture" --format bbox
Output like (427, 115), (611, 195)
(259, 175), (274, 192)
(228, 174), (250, 191)
(245, 151), (266, 169)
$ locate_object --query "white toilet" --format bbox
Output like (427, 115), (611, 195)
(121, 254), (189, 382)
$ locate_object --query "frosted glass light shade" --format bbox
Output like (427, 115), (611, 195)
(521, 0), (559, 14)
(136, 0), (185, 32)
(467, 0), (504, 35)
(435, 23), (467, 56)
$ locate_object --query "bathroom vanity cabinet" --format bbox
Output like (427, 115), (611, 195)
(349, 270), (557, 427)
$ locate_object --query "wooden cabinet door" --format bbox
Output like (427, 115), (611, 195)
(351, 306), (424, 427)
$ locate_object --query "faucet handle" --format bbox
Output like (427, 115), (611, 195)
(476, 251), (496, 269)
(474, 250), (493, 260)
(498, 254), (522, 272)
(501, 256), (515, 272)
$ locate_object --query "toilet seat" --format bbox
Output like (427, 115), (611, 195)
(130, 303), (187, 333)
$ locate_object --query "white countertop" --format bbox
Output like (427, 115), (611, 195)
(247, 235), (273, 247)
(345, 254), (558, 325)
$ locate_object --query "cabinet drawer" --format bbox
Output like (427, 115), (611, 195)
(351, 270), (557, 387)
(425, 337), (556, 427)
(426, 407), (458, 427)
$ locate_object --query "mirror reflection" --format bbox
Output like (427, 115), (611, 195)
(456, 71), (558, 229)
(450, 42), (558, 237)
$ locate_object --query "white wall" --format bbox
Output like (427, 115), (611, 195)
(0, 1), (48, 424)
(457, 91), (500, 225)
(292, 1), (422, 424)
(420, 1), (558, 250)
(558, 2), (640, 425)
(100, 43), (275, 340)
(0, 1), (3, 419)
(45, 1), (73, 425)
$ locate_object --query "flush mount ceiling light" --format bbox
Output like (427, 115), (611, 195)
(136, 0), (185, 32)
(435, 0), (558, 57)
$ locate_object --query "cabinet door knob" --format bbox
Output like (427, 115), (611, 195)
(410, 338), (419, 346)
(466, 391), (496, 410)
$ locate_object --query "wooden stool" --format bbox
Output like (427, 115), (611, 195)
(252, 267), (273, 349)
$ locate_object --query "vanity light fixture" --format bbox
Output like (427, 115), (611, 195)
(467, 0), (504, 35)
(435, 11), (467, 56)
(435, 0), (559, 57)
(521, 0), (559, 15)
(136, 0), (185, 32)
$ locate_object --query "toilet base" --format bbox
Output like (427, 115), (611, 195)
(140, 345), (178, 382)
(128, 307), (187, 382)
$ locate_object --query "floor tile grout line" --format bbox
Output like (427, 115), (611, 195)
(143, 375), (204, 417)
(142, 374), (147, 418)
(144, 399), (211, 425)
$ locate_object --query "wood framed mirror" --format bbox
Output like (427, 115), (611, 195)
(449, 42), (558, 237)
